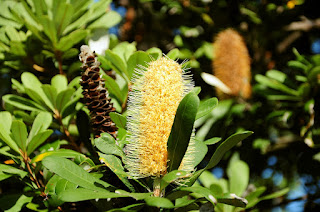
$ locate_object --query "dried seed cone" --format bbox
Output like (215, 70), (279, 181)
(213, 29), (251, 99)
(126, 56), (195, 178)
(79, 45), (117, 138)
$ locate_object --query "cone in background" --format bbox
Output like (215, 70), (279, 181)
(213, 28), (251, 99)
(125, 56), (195, 179)
(79, 45), (117, 138)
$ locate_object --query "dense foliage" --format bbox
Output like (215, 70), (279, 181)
(0, 0), (319, 211)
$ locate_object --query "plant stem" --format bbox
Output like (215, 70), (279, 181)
(55, 111), (81, 152)
(153, 177), (164, 197)
(55, 50), (64, 75)
(22, 153), (46, 197)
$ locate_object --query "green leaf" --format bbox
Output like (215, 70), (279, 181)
(160, 170), (189, 190)
(99, 153), (134, 192)
(127, 51), (152, 80)
(39, 15), (57, 44)
(191, 139), (208, 168)
(0, 194), (33, 212)
(55, 88), (75, 112)
(109, 112), (126, 129)
(45, 175), (65, 207)
(167, 92), (199, 172)
(217, 193), (248, 208)
(108, 203), (145, 212)
(105, 49), (128, 79)
(42, 156), (112, 191)
(0, 164), (28, 180)
(28, 111), (52, 143)
(27, 130), (53, 155)
(144, 196), (174, 208)
(101, 74), (124, 104)
(53, 3), (73, 36)
(88, 11), (121, 29)
(0, 111), (12, 134)
(112, 41), (137, 62)
(255, 75), (299, 96)
(10, 120), (28, 152)
(21, 72), (55, 111)
(245, 187), (266, 208)
(2, 95), (45, 112)
(0, 122), (20, 154)
(55, 178), (78, 195)
(11, 78), (25, 93)
(266, 70), (287, 83)
(32, 149), (83, 163)
(204, 137), (221, 145)
(42, 85), (57, 108)
(288, 60), (308, 71)
(167, 48), (180, 60)
(146, 47), (162, 60)
(95, 133), (124, 158)
(196, 97), (218, 119)
(59, 188), (132, 202)
(51, 74), (68, 94)
(192, 86), (201, 95)
(308, 66), (320, 83)
(206, 131), (253, 169)
(56, 29), (88, 51)
(260, 188), (289, 200)
(227, 160), (249, 196)
(181, 186), (217, 205)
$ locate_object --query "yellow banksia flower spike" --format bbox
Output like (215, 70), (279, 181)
(213, 28), (252, 99)
(126, 56), (195, 179)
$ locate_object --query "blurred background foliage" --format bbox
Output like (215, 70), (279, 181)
(1, 0), (320, 211)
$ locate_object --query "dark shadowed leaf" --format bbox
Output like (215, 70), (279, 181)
(217, 193), (248, 208)
(167, 92), (199, 173)
(206, 131), (253, 169)
(181, 186), (217, 205)
(160, 170), (189, 190)
(2, 94), (45, 112)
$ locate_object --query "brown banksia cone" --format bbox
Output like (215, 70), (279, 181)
(213, 28), (252, 99)
(79, 45), (117, 138)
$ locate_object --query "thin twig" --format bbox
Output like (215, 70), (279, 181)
(54, 111), (81, 152)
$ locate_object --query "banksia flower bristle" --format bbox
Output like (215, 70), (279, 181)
(79, 45), (117, 138)
(213, 28), (251, 99)
(126, 56), (195, 178)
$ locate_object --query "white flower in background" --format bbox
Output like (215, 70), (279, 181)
(88, 28), (110, 56)
(201, 72), (232, 94)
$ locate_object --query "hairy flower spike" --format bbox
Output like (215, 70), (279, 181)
(79, 45), (117, 138)
(126, 56), (195, 178)
(213, 28), (252, 99)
